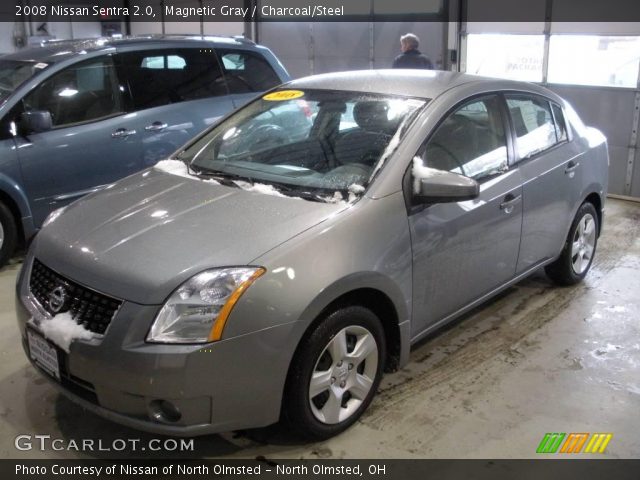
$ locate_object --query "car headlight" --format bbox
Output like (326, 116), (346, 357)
(42, 206), (67, 228)
(147, 267), (265, 344)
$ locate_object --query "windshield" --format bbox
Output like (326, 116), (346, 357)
(177, 89), (426, 201)
(0, 60), (47, 102)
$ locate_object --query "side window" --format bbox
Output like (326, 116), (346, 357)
(506, 95), (558, 159)
(23, 56), (123, 128)
(420, 95), (508, 181)
(551, 103), (568, 142)
(141, 54), (186, 69)
(115, 48), (227, 111)
(218, 50), (281, 93)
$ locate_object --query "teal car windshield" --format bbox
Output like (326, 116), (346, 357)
(178, 89), (426, 198)
(0, 60), (47, 102)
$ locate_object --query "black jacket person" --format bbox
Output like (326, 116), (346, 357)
(392, 33), (434, 69)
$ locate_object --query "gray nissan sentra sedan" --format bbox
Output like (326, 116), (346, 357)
(15, 70), (608, 439)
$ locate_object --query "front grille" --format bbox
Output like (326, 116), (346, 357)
(29, 259), (122, 335)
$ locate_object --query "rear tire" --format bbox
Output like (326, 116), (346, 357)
(0, 201), (18, 268)
(545, 202), (598, 286)
(283, 305), (385, 440)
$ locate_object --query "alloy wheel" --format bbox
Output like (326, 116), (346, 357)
(308, 325), (379, 424)
(571, 213), (596, 275)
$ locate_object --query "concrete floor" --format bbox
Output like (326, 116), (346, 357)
(1, 198), (639, 460)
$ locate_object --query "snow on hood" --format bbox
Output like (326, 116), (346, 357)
(320, 184), (366, 204)
(233, 180), (293, 198)
(36, 313), (96, 353)
(154, 159), (220, 185)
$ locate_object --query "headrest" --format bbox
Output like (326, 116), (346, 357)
(353, 101), (390, 132)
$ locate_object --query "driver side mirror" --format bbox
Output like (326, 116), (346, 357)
(413, 169), (479, 204)
(19, 110), (52, 134)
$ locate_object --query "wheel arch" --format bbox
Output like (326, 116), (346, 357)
(583, 190), (603, 236)
(294, 272), (410, 375)
(0, 174), (34, 244)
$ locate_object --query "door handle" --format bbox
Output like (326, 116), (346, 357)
(565, 160), (579, 175)
(111, 128), (136, 138)
(145, 122), (168, 132)
(500, 194), (522, 214)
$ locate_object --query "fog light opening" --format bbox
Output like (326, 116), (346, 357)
(149, 399), (182, 423)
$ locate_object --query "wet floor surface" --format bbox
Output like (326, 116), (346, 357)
(0, 198), (638, 459)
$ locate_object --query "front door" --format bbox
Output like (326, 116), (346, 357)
(15, 55), (142, 226)
(409, 95), (524, 335)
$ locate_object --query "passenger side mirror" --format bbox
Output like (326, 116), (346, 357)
(413, 169), (479, 204)
(19, 110), (52, 134)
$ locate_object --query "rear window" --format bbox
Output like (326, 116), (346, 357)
(140, 55), (186, 69)
(115, 48), (227, 110)
(506, 96), (559, 160)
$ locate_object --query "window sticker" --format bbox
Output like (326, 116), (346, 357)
(263, 90), (304, 101)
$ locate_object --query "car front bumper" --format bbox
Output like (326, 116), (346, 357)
(15, 257), (301, 437)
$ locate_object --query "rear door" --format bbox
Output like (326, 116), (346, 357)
(114, 47), (234, 167)
(409, 94), (523, 335)
(14, 55), (142, 226)
(504, 94), (580, 273)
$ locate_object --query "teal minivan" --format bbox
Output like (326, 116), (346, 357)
(0, 35), (289, 266)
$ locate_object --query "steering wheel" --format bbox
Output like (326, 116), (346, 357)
(337, 131), (390, 166)
(247, 124), (290, 153)
(324, 163), (372, 187)
(426, 143), (466, 174)
(426, 115), (479, 174)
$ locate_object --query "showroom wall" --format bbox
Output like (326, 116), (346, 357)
(256, 21), (445, 79)
(253, 0), (448, 78)
(127, 0), (243, 36)
(0, 2), (24, 53)
(461, 0), (640, 198)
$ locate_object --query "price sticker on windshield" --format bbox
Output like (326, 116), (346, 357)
(263, 90), (305, 101)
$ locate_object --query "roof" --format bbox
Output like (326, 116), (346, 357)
(1, 35), (255, 64)
(287, 69), (551, 101)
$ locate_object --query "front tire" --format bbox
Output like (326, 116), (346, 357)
(283, 306), (385, 440)
(0, 201), (17, 268)
(545, 202), (599, 286)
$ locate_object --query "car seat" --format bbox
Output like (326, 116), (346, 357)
(333, 100), (392, 167)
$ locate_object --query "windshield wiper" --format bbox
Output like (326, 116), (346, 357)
(181, 164), (344, 203)
(183, 158), (199, 176)
(265, 182), (345, 203)
(187, 164), (256, 186)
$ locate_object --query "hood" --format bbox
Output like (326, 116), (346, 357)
(34, 169), (345, 304)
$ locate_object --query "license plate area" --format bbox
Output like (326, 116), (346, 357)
(27, 328), (61, 380)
